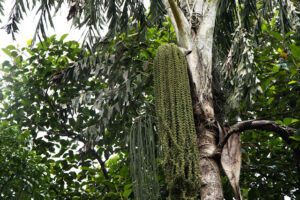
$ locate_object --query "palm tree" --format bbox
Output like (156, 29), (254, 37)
(1, 0), (299, 199)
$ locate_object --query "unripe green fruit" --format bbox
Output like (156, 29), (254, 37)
(154, 44), (200, 199)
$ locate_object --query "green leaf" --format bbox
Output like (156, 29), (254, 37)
(283, 118), (299, 126)
(284, 31), (295, 38)
(1, 60), (11, 67)
(271, 64), (280, 72)
(2, 47), (11, 56)
(267, 97), (274, 105)
(261, 22), (268, 32)
(288, 80), (297, 85)
(120, 166), (129, 177)
(124, 183), (132, 190)
(291, 45), (300, 58)
(123, 189), (132, 198)
(60, 34), (68, 42)
(289, 136), (300, 142)
(290, 128), (300, 141)
(270, 31), (282, 41)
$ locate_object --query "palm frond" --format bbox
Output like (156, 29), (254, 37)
(129, 116), (160, 200)
(214, 0), (300, 119)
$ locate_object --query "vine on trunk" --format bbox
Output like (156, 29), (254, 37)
(154, 44), (200, 199)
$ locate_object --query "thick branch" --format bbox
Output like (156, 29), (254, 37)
(163, 0), (191, 48)
(218, 120), (295, 151)
(168, 0), (184, 28)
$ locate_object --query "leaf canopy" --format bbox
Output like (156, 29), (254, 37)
(0, 0), (299, 199)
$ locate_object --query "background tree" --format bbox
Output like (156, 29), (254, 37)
(1, 23), (175, 199)
(0, 0), (300, 199)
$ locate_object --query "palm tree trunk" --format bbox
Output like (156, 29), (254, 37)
(162, 0), (223, 199)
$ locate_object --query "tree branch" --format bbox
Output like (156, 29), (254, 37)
(162, 0), (191, 48)
(32, 90), (111, 180)
(168, 0), (183, 28)
(23, 115), (110, 180)
(90, 149), (110, 179)
(218, 120), (295, 151)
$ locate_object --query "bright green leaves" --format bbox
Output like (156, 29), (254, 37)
(0, 36), (99, 199)
(291, 44), (300, 58)
(0, 122), (53, 199)
(2, 45), (17, 57)
(283, 118), (299, 126)
(101, 153), (133, 200)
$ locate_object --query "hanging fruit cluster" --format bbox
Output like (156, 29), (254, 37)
(153, 43), (200, 199)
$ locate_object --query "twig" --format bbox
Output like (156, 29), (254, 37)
(31, 91), (110, 180)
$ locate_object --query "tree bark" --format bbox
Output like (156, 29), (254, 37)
(161, 1), (299, 199)
(163, 0), (223, 199)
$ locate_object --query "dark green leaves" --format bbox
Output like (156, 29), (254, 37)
(129, 116), (160, 200)
(0, 19), (175, 198)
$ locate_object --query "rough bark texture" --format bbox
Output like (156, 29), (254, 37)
(163, 0), (222, 199)
(162, 1), (298, 199)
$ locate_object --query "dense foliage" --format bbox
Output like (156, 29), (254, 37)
(1, 21), (299, 199)
(237, 22), (300, 200)
(0, 0), (299, 199)
(222, 14), (300, 200)
(0, 21), (176, 199)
